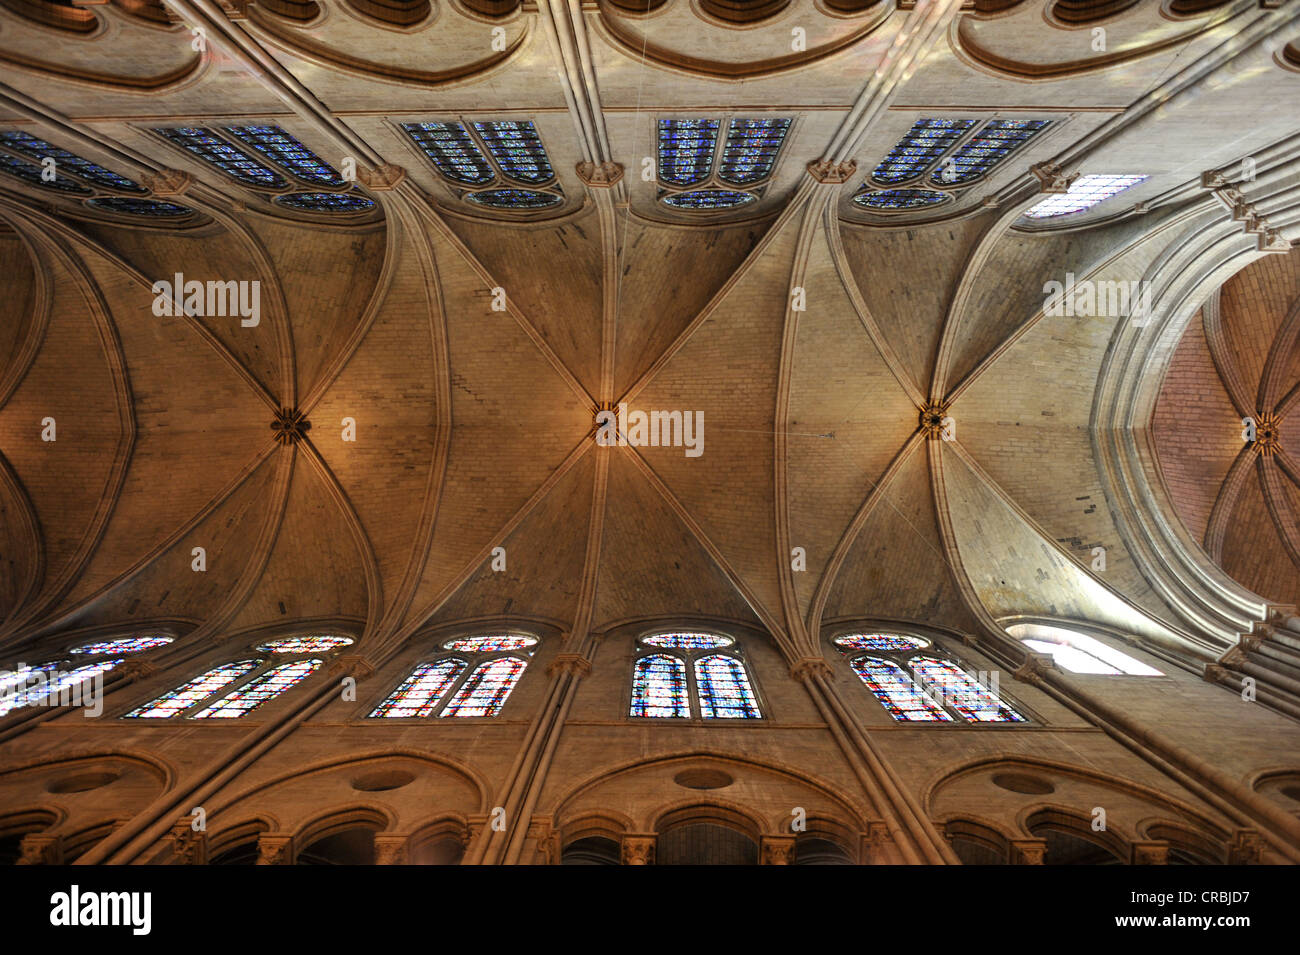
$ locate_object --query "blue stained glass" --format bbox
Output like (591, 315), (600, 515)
(223, 125), (343, 186)
(695, 654), (761, 719)
(154, 127), (287, 188)
(932, 119), (1050, 185)
(909, 656), (1024, 723)
(190, 658), (321, 718)
(641, 632), (733, 650)
(256, 635), (353, 653)
(0, 659), (124, 717)
(718, 117), (790, 185)
(472, 120), (554, 184)
(401, 122), (494, 185)
(871, 119), (976, 186)
(630, 654), (690, 718)
(657, 119), (720, 187)
(124, 660), (262, 719)
(273, 192), (375, 213)
(87, 197), (194, 217)
(0, 131), (145, 193)
(661, 189), (754, 210)
(465, 188), (562, 209)
(368, 658), (466, 718)
(850, 657), (951, 722)
(852, 189), (949, 210)
(834, 633), (929, 653)
(0, 152), (91, 194)
(439, 657), (527, 718)
(71, 634), (172, 655)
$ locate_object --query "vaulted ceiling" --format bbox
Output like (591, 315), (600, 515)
(0, 0), (1297, 668)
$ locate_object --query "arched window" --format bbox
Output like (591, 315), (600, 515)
(1006, 623), (1162, 676)
(119, 633), (353, 720)
(0, 131), (144, 193)
(85, 197), (194, 218)
(152, 125), (373, 215)
(629, 631), (761, 720)
(1023, 174), (1147, 219)
(655, 116), (790, 211)
(853, 117), (1051, 213)
(833, 631), (1025, 723)
(0, 631), (174, 718)
(367, 633), (536, 719)
(401, 120), (563, 211)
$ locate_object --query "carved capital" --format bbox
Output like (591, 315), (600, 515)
(576, 161), (624, 187)
(357, 164), (406, 191)
(865, 821), (893, 846)
(1203, 663), (1232, 684)
(256, 833), (294, 865)
(215, 0), (248, 18)
(1131, 842), (1169, 865)
(1201, 169), (1229, 189)
(116, 660), (159, 681)
(1258, 229), (1291, 254)
(621, 834), (655, 865)
(806, 159), (857, 184)
(789, 656), (833, 682)
(1013, 650), (1054, 685)
(168, 818), (207, 865)
(1227, 829), (1264, 864)
(141, 169), (194, 197)
(546, 653), (593, 679)
(1030, 162), (1077, 194)
(1010, 838), (1047, 865)
(328, 654), (375, 681)
(761, 835), (797, 865)
(16, 833), (62, 865)
(374, 834), (409, 865)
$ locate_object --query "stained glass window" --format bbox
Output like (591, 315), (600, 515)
(0, 659), (124, 717)
(629, 654), (689, 718)
(442, 635), (538, 652)
(1020, 632), (1162, 676)
(0, 662), (63, 715)
(124, 660), (261, 719)
(401, 121), (494, 185)
(932, 119), (1050, 185)
(471, 120), (554, 184)
(657, 119), (720, 186)
(464, 188), (562, 209)
(695, 654), (761, 719)
(909, 656), (1025, 723)
(833, 633), (928, 653)
(641, 632), (734, 651)
(256, 635), (354, 653)
(1023, 174), (1148, 219)
(439, 657), (527, 718)
(189, 658), (321, 719)
(368, 658), (466, 718)
(273, 192), (375, 213)
(0, 131), (145, 192)
(154, 127), (288, 188)
(852, 189), (949, 210)
(86, 197), (194, 217)
(70, 634), (173, 655)
(0, 152), (91, 193)
(849, 657), (952, 722)
(661, 189), (754, 210)
(718, 117), (790, 185)
(222, 125), (344, 186)
(870, 119), (976, 185)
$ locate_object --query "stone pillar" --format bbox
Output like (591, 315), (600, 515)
(621, 834), (655, 866)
